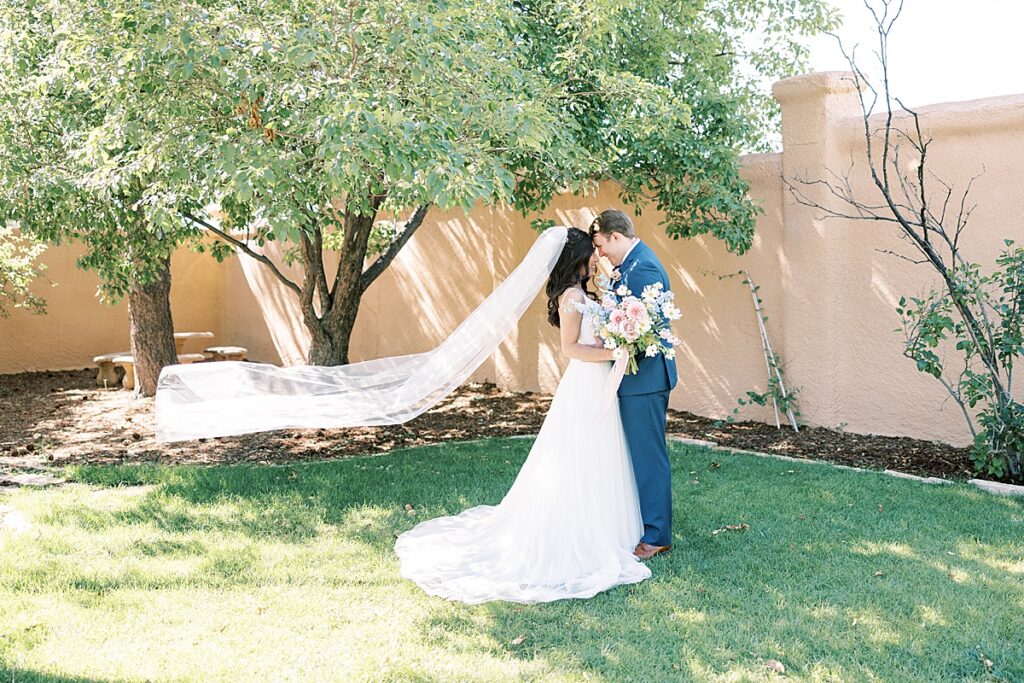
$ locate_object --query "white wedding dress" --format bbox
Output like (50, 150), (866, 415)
(394, 297), (651, 604)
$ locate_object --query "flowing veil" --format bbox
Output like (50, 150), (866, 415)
(155, 226), (569, 442)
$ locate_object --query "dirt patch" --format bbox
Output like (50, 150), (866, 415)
(0, 368), (982, 482)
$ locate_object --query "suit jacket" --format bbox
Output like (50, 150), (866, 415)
(616, 241), (679, 396)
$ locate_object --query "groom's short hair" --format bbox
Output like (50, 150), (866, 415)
(589, 209), (635, 239)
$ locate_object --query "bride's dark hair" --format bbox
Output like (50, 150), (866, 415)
(546, 227), (598, 328)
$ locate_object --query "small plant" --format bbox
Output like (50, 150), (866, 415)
(896, 240), (1023, 480)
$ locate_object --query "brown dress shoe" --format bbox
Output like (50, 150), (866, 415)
(633, 542), (671, 561)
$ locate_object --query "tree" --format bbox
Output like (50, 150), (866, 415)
(2, 0), (835, 378)
(167, 0), (835, 365)
(0, 1), (216, 395)
(0, 224), (47, 318)
(789, 0), (1023, 481)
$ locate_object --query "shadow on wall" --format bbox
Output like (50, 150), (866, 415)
(235, 244), (310, 366)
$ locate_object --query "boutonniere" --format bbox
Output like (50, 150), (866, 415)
(610, 269), (622, 282)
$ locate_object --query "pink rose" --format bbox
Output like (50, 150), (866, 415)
(622, 320), (640, 342)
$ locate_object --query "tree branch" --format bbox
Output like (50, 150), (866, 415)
(183, 213), (302, 296)
(359, 204), (430, 293)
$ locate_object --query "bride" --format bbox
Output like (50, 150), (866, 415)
(395, 228), (651, 604)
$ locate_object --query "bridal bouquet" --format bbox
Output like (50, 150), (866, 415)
(592, 276), (681, 375)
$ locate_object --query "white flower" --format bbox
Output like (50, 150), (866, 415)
(603, 339), (618, 349)
(645, 344), (659, 357)
(658, 329), (673, 341)
(662, 303), (681, 320)
(615, 285), (629, 297)
(664, 347), (676, 360)
(612, 347), (628, 361)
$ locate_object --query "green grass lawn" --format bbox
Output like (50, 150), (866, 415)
(0, 439), (1021, 683)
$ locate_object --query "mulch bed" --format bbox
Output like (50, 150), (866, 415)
(0, 368), (983, 482)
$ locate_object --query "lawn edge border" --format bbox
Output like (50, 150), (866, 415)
(668, 436), (1024, 498)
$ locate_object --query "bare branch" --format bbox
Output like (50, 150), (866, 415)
(183, 213), (302, 296)
(875, 248), (928, 265)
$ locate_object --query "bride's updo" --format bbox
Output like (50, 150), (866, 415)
(546, 227), (598, 328)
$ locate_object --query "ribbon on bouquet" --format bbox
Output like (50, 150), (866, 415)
(597, 354), (629, 418)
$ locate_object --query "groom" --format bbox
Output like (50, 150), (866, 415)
(590, 210), (678, 561)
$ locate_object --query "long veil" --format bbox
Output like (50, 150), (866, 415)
(155, 226), (569, 442)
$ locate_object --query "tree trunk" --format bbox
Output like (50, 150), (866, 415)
(306, 209), (377, 366)
(127, 255), (178, 396)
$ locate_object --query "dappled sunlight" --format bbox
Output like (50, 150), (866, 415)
(945, 566), (972, 584)
(669, 607), (707, 625)
(954, 539), (1024, 575)
(845, 607), (902, 646)
(803, 602), (839, 620)
(672, 263), (703, 295)
(915, 604), (949, 627)
(552, 207), (595, 229)
(869, 261), (904, 310)
(535, 341), (563, 394)
(848, 541), (921, 561)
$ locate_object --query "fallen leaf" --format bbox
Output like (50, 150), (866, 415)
(765, 659), (785, 674)
(711, 523), (749, 535)
(877, 504), (884, 512)
(510, 635), (526, 646)
(709, 461), (721, 469)
(405, 503), (416, 516)
(874, 570), (884, 577)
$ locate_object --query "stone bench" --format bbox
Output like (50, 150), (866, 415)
(174, 331), (214, 354)
(203, 346), (248, 362)
(93, 351), (131, 387)
(111, 353), (207, 390)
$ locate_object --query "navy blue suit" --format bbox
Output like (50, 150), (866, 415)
(616, 241), (678, 547)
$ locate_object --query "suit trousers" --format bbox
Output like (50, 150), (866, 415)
(618, 390), (672, 546)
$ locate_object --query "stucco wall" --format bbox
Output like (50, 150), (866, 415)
(2, 71), (1021, 446)
(0, 244), (224, 372)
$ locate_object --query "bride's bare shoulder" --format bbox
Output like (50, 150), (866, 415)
(561, 286), (585, 305)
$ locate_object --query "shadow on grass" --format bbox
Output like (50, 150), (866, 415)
(36, 440), (1024, 681)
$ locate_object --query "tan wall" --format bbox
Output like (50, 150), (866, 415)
(0, 243), (224, 372)
(3, 71), (1022, 446)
